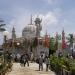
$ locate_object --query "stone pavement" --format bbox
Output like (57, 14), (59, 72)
(6, 63), (56, 75)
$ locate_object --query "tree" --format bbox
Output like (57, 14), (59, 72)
(49, 37), (56, 55)
(54, 33), (59, 50)
(55, 40), (58, 50)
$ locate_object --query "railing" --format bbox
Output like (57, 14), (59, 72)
(61, 65), (71, 75)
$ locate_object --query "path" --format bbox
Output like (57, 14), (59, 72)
(6, 63), (56, 75)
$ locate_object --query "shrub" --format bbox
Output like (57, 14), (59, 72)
(69, 60), (75, 75)
(50, 56), (71, 75)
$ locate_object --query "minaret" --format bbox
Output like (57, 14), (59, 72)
(34, 16), (42, 37)
(12, 26), (16, 40)
(29, 15), (33, 25)
(30, 15), (33, 25)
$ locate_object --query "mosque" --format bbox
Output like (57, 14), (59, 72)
(6, 16), (50, 59)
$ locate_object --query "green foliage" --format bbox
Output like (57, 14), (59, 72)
(0, 64), (4, 70)
(0, 53), (13, 74)
(50, 56), (66, 72)
(0, 63), (6, 71)
(69, 60), (75, 75)
(68, 34), (74, 46)
(49, 37), (56, 54)
(0, 55), (4, 63)
(50, 55), (75, 75)
(50, 38), (55, 50)
(54, 40), (58, 50)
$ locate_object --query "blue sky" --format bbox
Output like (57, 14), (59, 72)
(0, 0), (75, 44)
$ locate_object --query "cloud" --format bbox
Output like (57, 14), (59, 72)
(5, 6), (66, 38)
(6, 8), (61, 39)
(42, 0), (58, 4)
(45, 0), (56, 4)
(6, 7), (32, 35)
(33, 12), (58, 26)
(42, 12), (58, 26)
(33, 11), (60, 35)
(0, 0), (75, 45)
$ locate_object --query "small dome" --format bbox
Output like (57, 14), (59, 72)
(34, 17), (42, 25)
(35, 17), (40, 21)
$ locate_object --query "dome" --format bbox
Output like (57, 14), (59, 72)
(23, 25), (36, 32)
(22, 25), (36, 39)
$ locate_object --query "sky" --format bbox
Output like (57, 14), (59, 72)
(0, 0), (75, 44)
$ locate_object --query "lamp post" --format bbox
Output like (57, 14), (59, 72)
(3, 30), (9, 63)
(3, 31), (9, 43)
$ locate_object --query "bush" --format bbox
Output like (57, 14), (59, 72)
(0, 63), (7, 75)
(0, 62), (13, 75)
(50, 56), (62, 72)
(69, 60), (75, 75)
(50, 55), (75, 75)
(50, 56), (71, 75)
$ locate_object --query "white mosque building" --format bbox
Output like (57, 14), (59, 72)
(8, 16), (49, 59)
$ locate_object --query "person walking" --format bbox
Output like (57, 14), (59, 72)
(45, 56), (50, 71)
(15, 55), (18, 62)
(25, 54), (29, 67)
(20, 54), (24, 66)
(23, 53), (29, 67)
(22, 54), (26, 67)
(17, 54), (21, 62)
(30, 52), (34, 62)
(38, 55), (44, 71)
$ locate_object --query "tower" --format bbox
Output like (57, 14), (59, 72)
(62, 29), (66, 50)
(34, 17), (42, 37)
(12, 26), (16, 40)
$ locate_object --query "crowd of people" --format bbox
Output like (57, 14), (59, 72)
(5, 51), (51, 71)
(37, 55), (50, 71)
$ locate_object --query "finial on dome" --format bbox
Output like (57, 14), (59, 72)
(30, 15), (33, 25)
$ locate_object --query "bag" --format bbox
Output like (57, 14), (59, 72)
(36, 59), (39, 64)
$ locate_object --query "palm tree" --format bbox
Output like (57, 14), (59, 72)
(0, 20), (6, 32)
